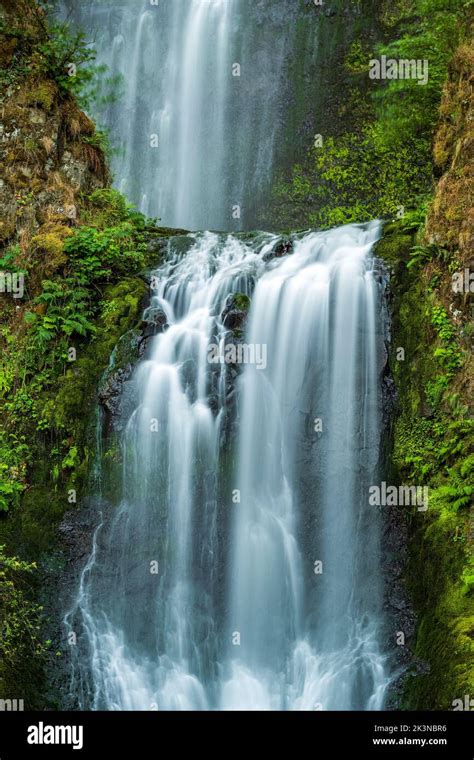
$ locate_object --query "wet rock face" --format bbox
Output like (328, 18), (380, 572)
(221, 293), (250, 331)
(376, 254), (418, 709)
(98, 330), (142, 432)
(140, 306), (168, 339)
(98, 302), (169, 433)
(99, 365), (134, 427)
(216, 293), (252, 447)
(263, 238), (293, 262)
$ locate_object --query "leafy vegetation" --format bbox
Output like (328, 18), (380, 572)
(0, 189), (153, 507)
(0, 545), (47, 700)
(0, 0), (120, 114)
(268, 0), (472, 230)
(378, 223), (473, 709)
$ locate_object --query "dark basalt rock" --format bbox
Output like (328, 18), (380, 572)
(140, 306), (168, 339)
(373, 253), (417, 708)
(99, 366), (134, 427)
(221, 293), (250, 330)
(222, 307), (246, 331)
(98, 305), (169, 432)
(215, 293), (252, 446)
(263, 238), (294, 262)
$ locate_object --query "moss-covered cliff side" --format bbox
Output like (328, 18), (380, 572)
(268, 0), (473, 231)
(375, 31), (473, 706)
(377, 223), (473, 709)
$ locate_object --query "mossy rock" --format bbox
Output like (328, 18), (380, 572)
(22, 80), (57, 112)
(31, 226), (73, 274)
(232, 293), (251, 312)
(374, 221), (414, 267)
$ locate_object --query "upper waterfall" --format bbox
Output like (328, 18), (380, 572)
(61, 0), (294, 231)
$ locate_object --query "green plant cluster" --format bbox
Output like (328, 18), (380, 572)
(0, 433), (28, 513)
(23, 210), (149, 351)
(0, 191), (151, 506)
(0, 188), (158, 604)
(271, 129), (432, 229)
(269, 0), (472, 229)
(378, 223), (473, 709)
(0, 0), (120, 112)
(0, 544), (47, 699)
(426, 306), (465, 407)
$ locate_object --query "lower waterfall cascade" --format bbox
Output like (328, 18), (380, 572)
(65, 222), (392, 711)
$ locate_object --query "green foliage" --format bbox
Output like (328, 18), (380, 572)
(0, 188), (152, 515)
(0, 245), (21, 273)
(407, 243), (451, 270)
(84, 188), (154, 230)
(0, 3), (119, 113)
(0, 433), (28, 513)
(268, 0), (470, 230)
(344, 40), (371, 74)
(232, 293), (251, 311)
(398, 202), (432, 233)
(37, 22), (96, 100)
(25, 280), (95, 349)
(61, 445), (78, 470)
(81, 129), (111, 158)
(0, 544), (46, 697)
(272, 127), (432, 228)
(420, 306), (463, 408)
(372, 0), (472, 150)
(431, 482), (473, 513)
(63, 224), (146, 280)
(431, 306), (463, 373)
(21, 193), (150, 354)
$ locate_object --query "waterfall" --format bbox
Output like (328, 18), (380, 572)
(66, 223), (391, 711)
(61, 0), (293, 231)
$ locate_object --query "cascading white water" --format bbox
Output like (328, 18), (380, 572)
(66, 223), (391, 711)
(61, 0), (291, 230)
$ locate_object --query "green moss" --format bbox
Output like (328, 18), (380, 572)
(0, 545), (46, 707)
(374, 228), (413, 267)
(31, 228), (72, 274)
(24, 80), (57, 111)
(380, 221), (474, 709)
(46, 276), (147, 439)
(232, 293), (251, 312)
(266, 0), (471, 231)
(403, 500), (474, 709)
